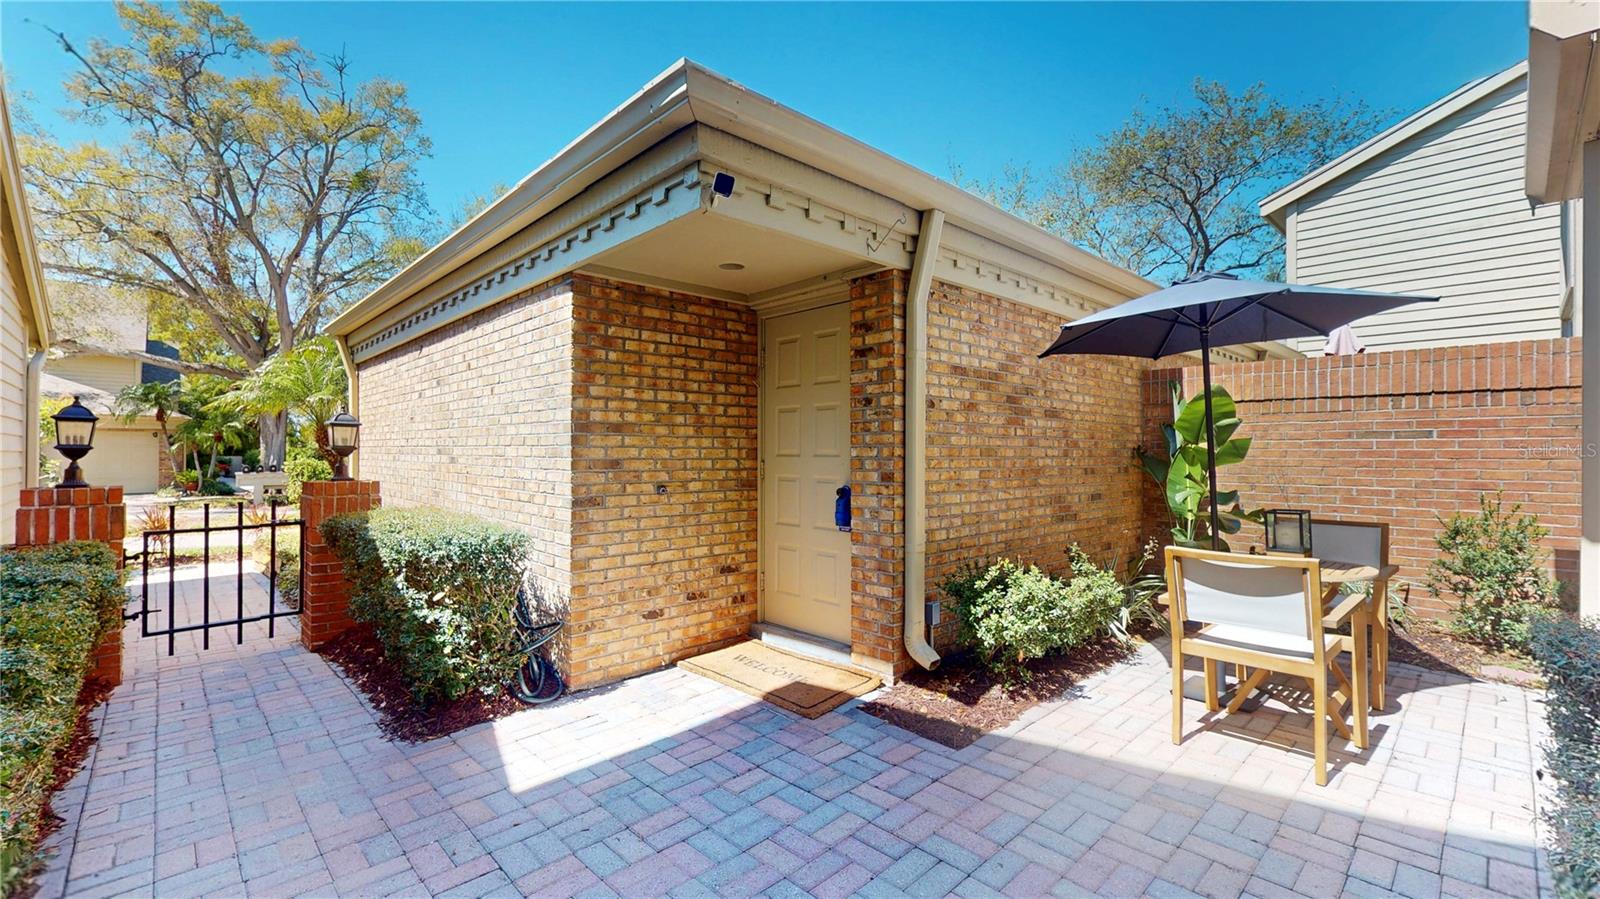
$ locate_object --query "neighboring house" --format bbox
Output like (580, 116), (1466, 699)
(326, 60), (1293, 691)
(0, 82), (52, 546)
(43, 283), (181, 494)
(1261, 61), (1581, 353)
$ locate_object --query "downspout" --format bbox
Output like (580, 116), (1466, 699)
(24, 351), (45, 487)
(335, 336), (360, 479)
(904, 209), (945, 671)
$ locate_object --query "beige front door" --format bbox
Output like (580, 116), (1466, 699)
(761, 302), (851, 643)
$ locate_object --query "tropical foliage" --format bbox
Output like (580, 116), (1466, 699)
(209, 337), (349, 466)
(112, 380), (186, 478)
(320, 508), (531, 703)
(1138, 381), (1261, 548)
(1428, 492), (1561, 653)
(0, 543), (123, 896)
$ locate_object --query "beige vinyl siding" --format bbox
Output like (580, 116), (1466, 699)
(47, 354), (141, 395)
(1288, 75), (1567, 352)
(1, 193), (33, 545)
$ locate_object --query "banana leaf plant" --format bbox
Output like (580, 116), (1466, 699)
(1138, 381), (1263, 548)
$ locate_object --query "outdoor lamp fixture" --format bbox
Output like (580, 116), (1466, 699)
(326, 411), (361, 480)
(52, 396), (99, 488)
(1263, 508), (1313, 556)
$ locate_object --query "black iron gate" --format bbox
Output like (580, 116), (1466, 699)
(136, 499), (305, 655)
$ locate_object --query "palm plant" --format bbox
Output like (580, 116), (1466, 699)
(209, 337), (348, 466)
(113, 380), (185, 481)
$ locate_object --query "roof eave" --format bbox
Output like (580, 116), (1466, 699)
(329, 59), (1159, 337)
(1, 81), (54, 347)
(1259, 61), (1529, 222)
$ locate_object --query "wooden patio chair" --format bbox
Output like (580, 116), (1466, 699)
(1310, 519), (1395, 711)
(1165, 546), (1368, 786)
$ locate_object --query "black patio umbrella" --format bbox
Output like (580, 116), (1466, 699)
(1039, 271), (1436, 547)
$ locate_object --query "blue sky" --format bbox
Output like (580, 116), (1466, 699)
(2, 2), (1528, 219)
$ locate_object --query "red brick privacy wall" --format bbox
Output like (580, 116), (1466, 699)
(849, 271), (910, 675)
(355, 278), (574, 628)
(566, 275), (759, 689)
(924, 282), (1148, 650)
(299, 479), (380, 650)
(1142, 338), (1583, 617)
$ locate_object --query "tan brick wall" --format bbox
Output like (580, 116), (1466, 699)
(923, 281), (1149, 649)
(849, 271), (909, 674)
(566, 275), (759, 689)
(1142, 338), (1583, 617)
(356, 279), (573, 616)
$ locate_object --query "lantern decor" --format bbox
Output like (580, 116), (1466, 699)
(1263, 508), (1313, 556)
(52, 396), (99, 488)
(326, 411), (361, 481)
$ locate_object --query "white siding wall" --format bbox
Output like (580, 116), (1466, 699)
(1288, 75), (1569, 352)
(47, 354), (140, 395)
(1, 198), (34, 545)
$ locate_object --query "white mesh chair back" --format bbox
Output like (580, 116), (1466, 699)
(1311, 521), (1386, 568)
(1177, 555), (1313, 643)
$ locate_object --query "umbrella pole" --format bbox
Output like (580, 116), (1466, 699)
(1199, 327), (1222, 550)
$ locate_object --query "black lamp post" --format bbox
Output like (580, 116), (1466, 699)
(53, 396), (99, 488)
(327, 411), (361, 481)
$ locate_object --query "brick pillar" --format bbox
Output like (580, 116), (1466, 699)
(299, 480), (380, 650)
(12, 486), (128, 686)
(849, 270), (912, 678)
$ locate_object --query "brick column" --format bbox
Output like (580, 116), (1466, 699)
(299, 480), (380, 650)
(849, 270), (911, 678)
(12, 486), (128, 686)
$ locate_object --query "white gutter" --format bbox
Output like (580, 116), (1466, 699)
(904, 209), (945, 671)
(335, 336), (360, 479)
(24, 351), (45, 488)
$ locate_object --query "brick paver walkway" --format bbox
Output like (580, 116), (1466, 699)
(38, 568), (1552, 898)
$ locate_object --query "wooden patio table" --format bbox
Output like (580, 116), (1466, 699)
(1156, 555), (1399, 723)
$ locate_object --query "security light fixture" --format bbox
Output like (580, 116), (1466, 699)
(711, 172), (735, 198)
(326, 411), (362, 481)
(52, 396), (99, 488)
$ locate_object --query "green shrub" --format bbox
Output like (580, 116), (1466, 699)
(321, 508), (531, 703)
(1428, 492), (1560, 653)
(199, 478), (235, 496)
(283, 455), (332, 504)
(1531, 614), (1600, 896)
(943, 546), (1138, 683)
(0, 543), (123, 896)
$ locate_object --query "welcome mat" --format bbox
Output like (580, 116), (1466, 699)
(678, 641), (881, 718)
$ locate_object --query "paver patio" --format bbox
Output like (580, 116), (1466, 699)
(37, 567), (1552, 898)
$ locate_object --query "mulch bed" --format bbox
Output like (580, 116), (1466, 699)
(858, 638), (1141, 749)
(318, 625), (529, 742)
(1388, 618), (1543, 686)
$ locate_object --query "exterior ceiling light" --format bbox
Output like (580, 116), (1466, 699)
(718, 262), (746, 271)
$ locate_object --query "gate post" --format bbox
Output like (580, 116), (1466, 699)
(12, 486), (128, 686)
(299, 479), (380, 650)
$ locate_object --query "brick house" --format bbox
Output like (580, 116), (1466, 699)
(325, 60), (1293, 690)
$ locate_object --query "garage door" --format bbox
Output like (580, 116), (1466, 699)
(50, 428), (162, 494)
